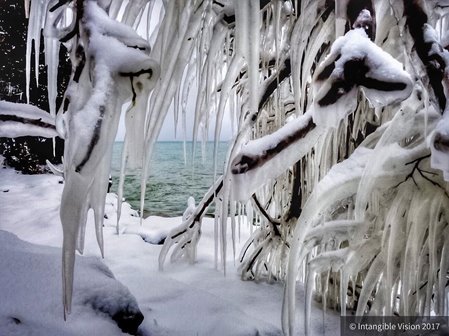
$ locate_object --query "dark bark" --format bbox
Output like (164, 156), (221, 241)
(403, 0), (446, 111)
(0, 114), (56, 130)
(286, 160), (303, 221)
(231, 115), (316, 174)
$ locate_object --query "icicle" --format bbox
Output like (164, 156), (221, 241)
(213, 54), (245, 173)
(25, 0), (46, 103)
(237, 202), (242, 242)
(230, 198), (237, 261)
(24, 0), (30, 18)
(174, 86), (180, 138)
(384, 187), (411, 316)
(248, 0), (260, 119)
(335, 0), (348, 38)
(140, 1), (205, 222)
(438, 226), (449, 315)
(402, 191), (431, 315)
(220, 176), (231, 274)
(146, 0), (156, 41)
(44, 35), (60, 157)
(89, 148), (116, 258)
(43, 0), (61, 119)
(46, 159), (64, 177)
(116, 137), (128, 235)
(214, 200), (221, 270)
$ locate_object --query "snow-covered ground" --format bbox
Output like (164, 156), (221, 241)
(0, 167), (339, 335)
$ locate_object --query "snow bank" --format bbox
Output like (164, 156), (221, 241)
(0, 230), (143, 336)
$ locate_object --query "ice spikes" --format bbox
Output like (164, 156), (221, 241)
(23, 0), (159, 316)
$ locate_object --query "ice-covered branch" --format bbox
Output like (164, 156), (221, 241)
(313, 28), (413, 127)
(230, 112), (323, 200)
(19, 0), (449, 333)
(0, 101), (58, 138)
(231, 21), (414, 201)
(403, 0), (447, 111)
(251, 194), (280, 236)
(406, 19), (449, 181)
(283, 104), (448, 335)
(159, 176), (224, 270)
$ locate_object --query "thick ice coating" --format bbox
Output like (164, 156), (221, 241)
(0, 101), (58, 138)
(25, 0), (159, 317)
(313, 28), (413, 127)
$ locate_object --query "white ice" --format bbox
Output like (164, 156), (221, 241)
(0, 101), (58, 138)
(312, 28), (413, 127)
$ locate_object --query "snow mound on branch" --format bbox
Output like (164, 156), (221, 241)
(313, 28), (413, 127)
(0, 230), (143, 336)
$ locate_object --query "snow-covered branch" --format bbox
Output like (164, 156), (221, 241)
(159, 176), (224, 270)
(313, 28), (413, 127)
(0, 101), (58, 138)
(230, 112), (323, 200)
(403, 0), (447, 111)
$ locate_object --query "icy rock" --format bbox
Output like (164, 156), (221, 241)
(0, 230), (144, 335)
(112, 309), (144, 335)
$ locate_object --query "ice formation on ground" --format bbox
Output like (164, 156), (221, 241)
(0, 230), (143, 335)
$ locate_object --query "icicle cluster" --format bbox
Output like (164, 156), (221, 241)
(152, 3), (448, 333)
(152, 0), (449, 334)
(25, 0), (159, 317)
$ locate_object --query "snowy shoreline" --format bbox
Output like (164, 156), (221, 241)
(0, 168), (339, 335)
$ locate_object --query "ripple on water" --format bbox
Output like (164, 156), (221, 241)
(110, 141), (228, 217)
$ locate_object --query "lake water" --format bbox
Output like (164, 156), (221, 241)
(110, 141), (229, 217)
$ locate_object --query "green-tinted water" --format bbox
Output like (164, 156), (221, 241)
(111, 141), (228, 217)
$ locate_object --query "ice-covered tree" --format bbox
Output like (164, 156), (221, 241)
(4, 0), (449, 334)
